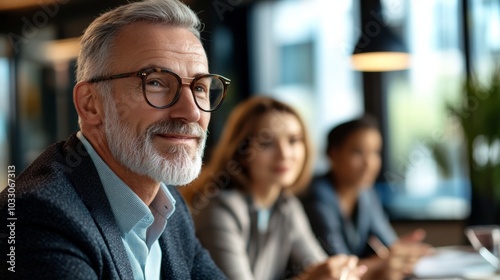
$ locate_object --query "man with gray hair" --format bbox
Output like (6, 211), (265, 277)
(0, 0), (230, 279)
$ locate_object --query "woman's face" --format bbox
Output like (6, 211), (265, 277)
(330, 128), (382, 189)
(245, 112), (307, 189)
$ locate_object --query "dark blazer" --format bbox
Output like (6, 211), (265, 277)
(300, 173), (397, 258)
(0, 133), (227, 280)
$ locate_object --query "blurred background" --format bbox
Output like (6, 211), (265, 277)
(0, 0), (499, 246)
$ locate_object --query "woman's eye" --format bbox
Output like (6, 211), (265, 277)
(353, 149), (364, 156)
(289, 136), (303, 145)
(258, 141), (273, 148)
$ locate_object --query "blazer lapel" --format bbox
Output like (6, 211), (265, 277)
(64, 134), (134, 280)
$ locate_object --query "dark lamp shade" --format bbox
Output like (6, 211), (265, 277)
(351, 26), (410, 72)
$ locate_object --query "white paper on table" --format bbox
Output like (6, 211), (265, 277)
(412, 246), (498, 279)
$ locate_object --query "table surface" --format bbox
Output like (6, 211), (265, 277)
(410, 246), (499, 280)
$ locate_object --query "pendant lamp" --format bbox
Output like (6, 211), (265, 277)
(351, 3), (410, 72)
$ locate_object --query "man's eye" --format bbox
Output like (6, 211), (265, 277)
(194, 85), (207, 93)
(146, 80), (164, 87)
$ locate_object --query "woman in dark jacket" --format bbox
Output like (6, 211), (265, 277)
(300, 115), (433, 280)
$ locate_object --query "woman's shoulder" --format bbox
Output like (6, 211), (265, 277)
(299, 173), (337, 204)
(359, 187), (381, 203)
(281, 193), (301, 206)
(311, 172), (334, 187)
(278, 193), (310, 217)
(216, 188), (248, 205)
(193, 189), (250, 224)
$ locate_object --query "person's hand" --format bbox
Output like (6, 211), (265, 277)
(297, 254), (367, 280)
(384, 229), (434, 280)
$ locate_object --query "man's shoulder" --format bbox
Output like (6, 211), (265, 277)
(4, 135), (88, 196)
(0, 133), (98, 217)
(0, 135), (126, 278)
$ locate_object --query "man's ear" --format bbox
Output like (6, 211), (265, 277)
(73, 82), (103, 125)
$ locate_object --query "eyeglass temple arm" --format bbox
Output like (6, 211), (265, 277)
(88, 71), (138, 83)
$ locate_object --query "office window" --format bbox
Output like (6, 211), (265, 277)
(469, 0), (500, 78)
(380, 0), (470, 219)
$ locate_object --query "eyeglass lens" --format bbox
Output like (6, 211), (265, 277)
(144, 71), (224, 111)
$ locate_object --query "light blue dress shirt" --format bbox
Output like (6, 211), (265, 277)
(77, 132), (176, 280)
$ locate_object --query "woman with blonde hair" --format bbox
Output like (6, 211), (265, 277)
(182, 96), (366, 280)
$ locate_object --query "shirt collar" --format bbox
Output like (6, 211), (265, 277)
(76, 131), (176, 234)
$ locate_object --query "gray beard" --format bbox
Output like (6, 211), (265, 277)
(103, 99), (206, 186)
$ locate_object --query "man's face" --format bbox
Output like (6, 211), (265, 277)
(101, 22), (211, 185)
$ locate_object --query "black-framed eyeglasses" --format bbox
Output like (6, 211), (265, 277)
(88, 68), (230, 112)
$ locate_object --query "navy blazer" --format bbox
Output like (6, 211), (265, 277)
(300, 173), (397, 258)
(0, 134), (227, 279)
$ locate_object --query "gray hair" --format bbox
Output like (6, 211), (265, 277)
(76, 0), (202, 83)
